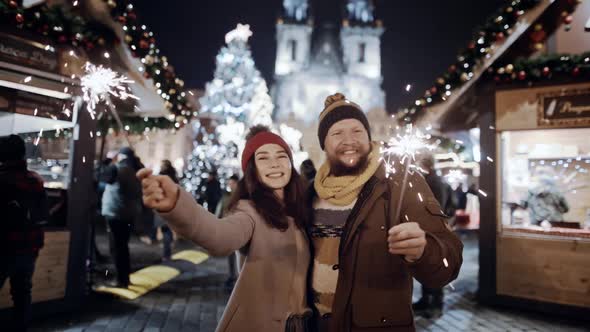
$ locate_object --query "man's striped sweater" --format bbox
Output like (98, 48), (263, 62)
(310, 197), (357, 316)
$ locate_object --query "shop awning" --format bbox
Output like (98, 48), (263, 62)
(409, 0), (556, 130)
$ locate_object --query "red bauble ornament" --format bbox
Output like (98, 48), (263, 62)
(572, 67), (580, 76)
(564, 15), (573, 25)
(15, 13), (24, 24)
(117, 16), (126, 24)
(9, 1), (18, 9)
(530, 30), (546, 43)
(85, 42), (95, 50)
(430, 87), (437, 95)
(542, 67), (550, 76)
(139, 39), (149, 49)
(518, 71), (527, 80)
(449, 65), (457, 73)
(127, 12), (137, 20)
(495, 32), (505, 42)
(468, 41), (476, 50)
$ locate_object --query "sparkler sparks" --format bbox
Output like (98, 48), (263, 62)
(80, 62), (138, 119)
(381, 124), (436, 224)
(34, 129), (43, 146)
(478, 189), (488, 197)
(380, 124), (435, 178)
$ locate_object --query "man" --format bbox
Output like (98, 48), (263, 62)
(520, 166), (569, 225)
(309, 93), (463, 332)
(198, 169), (223, 214)
(0, 135), (48, 332)
(101, 147), (143, 288)
(412, 154), (456, 318)
(215, 174), (240, 287)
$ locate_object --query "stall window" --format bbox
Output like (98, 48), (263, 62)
(289, 39), (297, 61)
(358, 42), (366, 63)
(500, 128), (590, 237)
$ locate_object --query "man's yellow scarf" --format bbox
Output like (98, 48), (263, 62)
(314, 142), (381, 206)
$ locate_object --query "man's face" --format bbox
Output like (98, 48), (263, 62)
(324, 118), (371, 176)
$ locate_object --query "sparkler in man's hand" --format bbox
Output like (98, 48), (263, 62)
(380, 124), (436, 224)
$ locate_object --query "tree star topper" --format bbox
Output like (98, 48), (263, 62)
(225, 23), (253, 44)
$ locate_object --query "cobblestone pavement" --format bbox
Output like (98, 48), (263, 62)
(23, 231), (590, 332)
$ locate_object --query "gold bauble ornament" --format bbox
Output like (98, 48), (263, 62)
(505, 64), (514, 74)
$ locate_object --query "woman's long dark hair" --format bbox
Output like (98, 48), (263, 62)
(227, 128), (308, 231)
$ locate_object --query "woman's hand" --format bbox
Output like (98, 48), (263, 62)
(137, 168), (179, 213)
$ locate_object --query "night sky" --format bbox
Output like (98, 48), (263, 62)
(134, 0), (506, 112)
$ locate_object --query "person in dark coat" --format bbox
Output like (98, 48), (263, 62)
(300, 159), (317, 183)
(201, 169), (223, 214)
(101, 147), (142, 287)
(412, 154), (456, 318)
(0, 134), (48, 332)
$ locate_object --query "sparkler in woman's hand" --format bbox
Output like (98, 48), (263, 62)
(81, 62), (138, 144)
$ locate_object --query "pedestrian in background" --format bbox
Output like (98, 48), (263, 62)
(0, 134), (48, 332)
(101, 147), (143, 288)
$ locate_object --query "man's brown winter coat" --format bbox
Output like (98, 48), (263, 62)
(309, 163), (463, 332)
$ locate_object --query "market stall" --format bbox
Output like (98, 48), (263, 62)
(397, 0), (590, 319)
(0, 29), (96, 317)
(492, 82), (590, 312)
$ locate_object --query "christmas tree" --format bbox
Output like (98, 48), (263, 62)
(182, 24), (275, 202)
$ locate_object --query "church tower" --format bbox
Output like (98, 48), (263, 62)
(274, 0), (313, 76)
(340, 0), (383, 80)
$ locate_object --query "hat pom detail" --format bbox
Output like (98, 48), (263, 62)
(324, 92), (346, 108)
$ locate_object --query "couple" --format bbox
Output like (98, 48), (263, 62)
(138, 93), (463, 332)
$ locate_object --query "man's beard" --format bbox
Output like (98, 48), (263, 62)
(328, 151), (370, 177)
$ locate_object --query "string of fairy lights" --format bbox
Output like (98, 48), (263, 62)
(401, 0), (585, 123)
(0, 0), (192, 133)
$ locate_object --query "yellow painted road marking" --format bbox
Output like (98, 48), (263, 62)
(172, 250), (209, 265)
(95, 265), (179, 300)
(95, 250), (209, 300)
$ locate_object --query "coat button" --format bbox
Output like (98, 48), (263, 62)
(332, 264), (339, 270)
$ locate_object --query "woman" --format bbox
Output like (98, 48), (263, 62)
(138, 126), (312, 332)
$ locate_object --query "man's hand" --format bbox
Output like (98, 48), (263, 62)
(137, 168), (179, 212)
(387, 222), (427, 262)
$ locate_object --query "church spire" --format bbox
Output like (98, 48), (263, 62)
(282, 0), (309, 23)
(345, 0), (375, 25)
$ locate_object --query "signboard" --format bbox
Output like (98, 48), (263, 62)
(0, 87), (69, 122)
(0, 32), (58, 73)
(538, 88), (590, 127)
